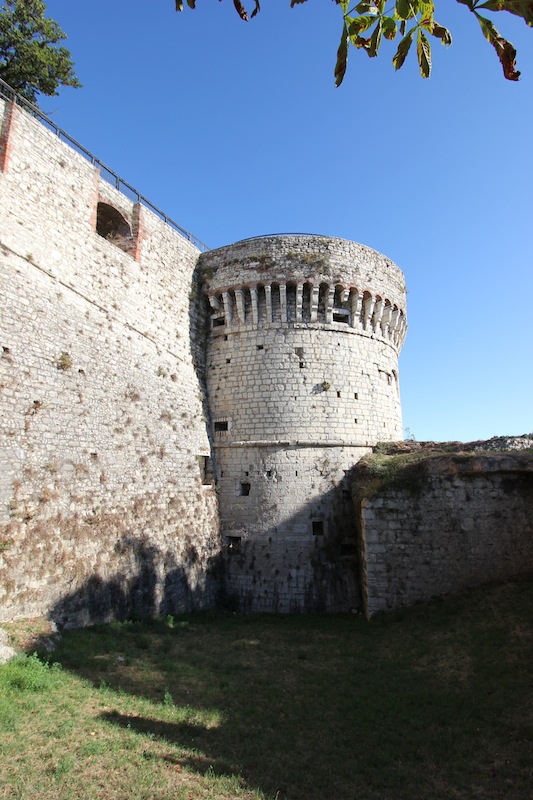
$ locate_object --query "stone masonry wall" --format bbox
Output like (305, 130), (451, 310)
(200, 235), (407, 611)
(0, 99), (220, 626)
(357, 453), (533, 616)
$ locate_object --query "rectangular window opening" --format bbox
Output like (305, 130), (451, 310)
(239, 482), (251, 496)
(212, 317), (225, 328)
(337, 391), (341, 398)
(257, 344), (264, 350)
(215, 420), (229, 432)
(312, 520), (324, 536)
(333, 311), (349, 323)
(226, 358), (231, 364)
(199, 455), (213, 485)
(354, 392), (358, 400)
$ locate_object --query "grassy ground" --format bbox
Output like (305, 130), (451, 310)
(0, 576), (531, 800)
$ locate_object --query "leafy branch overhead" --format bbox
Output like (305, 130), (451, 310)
(176, 0), (533, 83)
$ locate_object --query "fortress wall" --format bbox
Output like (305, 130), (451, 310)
(0, 99), (220, 626)
(359, 454), (533, 616)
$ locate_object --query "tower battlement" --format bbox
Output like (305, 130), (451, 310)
(202, 234), (407, 350)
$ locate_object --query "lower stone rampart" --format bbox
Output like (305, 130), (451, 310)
(356, 452), (533, 616)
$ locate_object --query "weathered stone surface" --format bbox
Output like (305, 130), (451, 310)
(0, 627), (16, 663)
(0, 99), (220, 626)
(356, 453), (533, 616)
(200, 236), (407, 611)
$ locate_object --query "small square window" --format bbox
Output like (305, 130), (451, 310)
(239, 482), (251, 496)
(226, 535), (241, 549)
(312, 520), (324, 536)
(215, 421), (229, 432)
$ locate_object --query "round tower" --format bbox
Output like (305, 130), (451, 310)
(199, 234), (407, 612)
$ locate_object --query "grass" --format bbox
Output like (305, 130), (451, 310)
(0, 576), (531, 799)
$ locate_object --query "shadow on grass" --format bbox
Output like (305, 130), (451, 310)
(35, 576), (533, 800)
(101, 710), (241, 778)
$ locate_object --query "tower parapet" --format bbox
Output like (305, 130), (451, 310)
(200, 235), (408, 612)
(205, 234), (406, 349)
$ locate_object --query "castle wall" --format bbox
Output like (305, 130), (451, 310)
(0, 99), (220, 626)
(358, 454), (533, 616)
(200, 235), (407, 611)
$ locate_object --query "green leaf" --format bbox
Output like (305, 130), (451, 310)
(366, 19), (383, 57)
(348, 16), (375, 36)
(382, 16), (398, 40)
(430, 21), (452, 46)
(474, 12), (520, 79)
(351, 22), (383, 56)
(417, 28), (431, 76)
(334, 22), (349, 87)
(355, 2), (379, 15)
(395, 0), (417, 20)
(418, 0), (435, 24)
(477, 1), (533, 27)
(392, 27), (415, 70)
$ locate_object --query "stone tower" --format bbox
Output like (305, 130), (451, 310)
(199, 234), (407, 612)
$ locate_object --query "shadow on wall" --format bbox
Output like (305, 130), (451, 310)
(219, 479), (361, 614)
(49, 537), (221, 630)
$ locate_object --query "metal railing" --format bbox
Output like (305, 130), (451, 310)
(0, 78), (209, 252)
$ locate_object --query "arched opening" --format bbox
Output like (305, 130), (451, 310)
(333, 283), (350, 324)
(286, 282), (297, 323)
(96, 202), (133, 254)
(318, 282), (330, 322)
(256, 284), (267, 324)
(271, 282), (281, 322)
(302, 282), (312, 322)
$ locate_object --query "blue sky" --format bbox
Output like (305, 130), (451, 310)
(41, 1), (532, 442)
